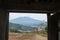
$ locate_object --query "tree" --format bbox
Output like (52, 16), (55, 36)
(10, 26), (16, 32)
(45, 27), (48, 32)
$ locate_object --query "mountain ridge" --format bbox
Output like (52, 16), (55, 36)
(9, 17), (45, 26)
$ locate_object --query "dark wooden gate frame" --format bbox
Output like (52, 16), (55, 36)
(0, 10), (58, 40)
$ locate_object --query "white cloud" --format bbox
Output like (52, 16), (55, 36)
(9, 12), (47, 22)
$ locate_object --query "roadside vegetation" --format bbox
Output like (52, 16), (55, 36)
(37, 26), (48, 37)
(9, 26), (48, 37)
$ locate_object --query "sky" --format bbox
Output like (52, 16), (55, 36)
(9, 12), (47, 22)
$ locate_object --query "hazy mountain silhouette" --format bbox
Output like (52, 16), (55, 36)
(9, 17), (46, 26)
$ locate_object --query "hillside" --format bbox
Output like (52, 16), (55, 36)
(9, 17), (47, 32)
(9, 22), (34, 32)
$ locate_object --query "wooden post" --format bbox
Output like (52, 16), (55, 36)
(47, 13), (58, 40)
(0, 9), (8, 40)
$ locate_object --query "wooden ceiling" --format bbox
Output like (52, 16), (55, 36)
(0, 0), (60, 12)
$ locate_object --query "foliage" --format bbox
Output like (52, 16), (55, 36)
(9, 23), (34, 32)
(45, 27), (48, 32)
(37, 27), (48, 36)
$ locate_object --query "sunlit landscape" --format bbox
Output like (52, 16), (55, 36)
(9, 13), (48, 40)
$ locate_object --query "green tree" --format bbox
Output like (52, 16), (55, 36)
(10, 26), (16, 32)
(45, 27), (48, 32)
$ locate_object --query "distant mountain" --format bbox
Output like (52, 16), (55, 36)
(9, 17), (45, 26)
(9, 22), (34, 32)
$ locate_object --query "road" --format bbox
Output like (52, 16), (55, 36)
(35, 34), (47, 40)
(9, 33), (47, 40)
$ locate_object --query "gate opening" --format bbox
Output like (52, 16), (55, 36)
(9, 12), (48, 40)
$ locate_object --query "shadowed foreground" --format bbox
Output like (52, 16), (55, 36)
(9, 32), (47, 40)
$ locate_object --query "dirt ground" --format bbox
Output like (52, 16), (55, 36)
(8, 32), (47, 40)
